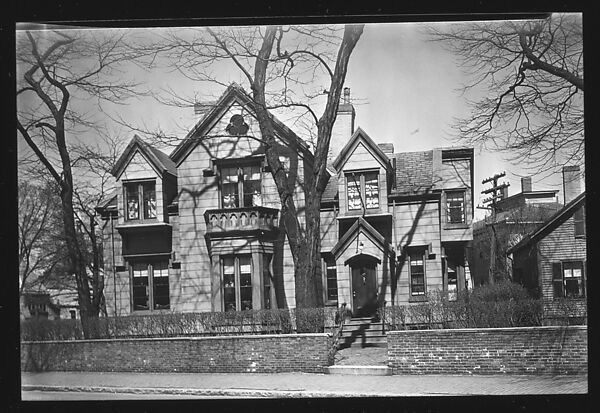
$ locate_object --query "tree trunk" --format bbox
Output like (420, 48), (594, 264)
(56, 124), (98, 338)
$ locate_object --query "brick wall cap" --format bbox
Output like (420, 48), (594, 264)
(22, 333), (330, 345)
(387, 326), (587, 335)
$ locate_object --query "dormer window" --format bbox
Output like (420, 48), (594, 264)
(347, 171), (379, 211)
(220, 164), (262, 208)
(125, 181), (156, 220)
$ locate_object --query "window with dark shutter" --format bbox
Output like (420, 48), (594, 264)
(552, 262), (563, 298)
(574, 205), (585, 238)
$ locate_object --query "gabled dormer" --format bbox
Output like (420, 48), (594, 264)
(333, 128), (393, 216)
(111, 135), (178, 226)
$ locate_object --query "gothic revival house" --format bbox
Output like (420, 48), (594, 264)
(96, 85), (474, 316)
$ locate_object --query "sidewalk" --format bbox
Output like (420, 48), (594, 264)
(21, 371), (588, 398)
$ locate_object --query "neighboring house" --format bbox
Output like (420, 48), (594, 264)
(96, 84), (474, 317)
(507, 166), (586, 320)
(20, 289), (80, 320)
(469, 177), (561, 286)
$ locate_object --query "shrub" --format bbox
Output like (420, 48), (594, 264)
(382, 282), (545, 331)
(21, 308), (334, 341)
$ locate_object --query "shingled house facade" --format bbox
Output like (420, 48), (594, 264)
(96, 85), (474, 316)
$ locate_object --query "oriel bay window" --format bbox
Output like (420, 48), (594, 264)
(222, 255), (253, 311)
(347, 171), (379, 211)
(131, 260), (170, 311)
(553, 261), (586, 298)
(125, 181), (157, 220)
(220, 164), (262, 209)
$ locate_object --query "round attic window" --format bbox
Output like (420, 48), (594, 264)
(226, 114), (249, 136)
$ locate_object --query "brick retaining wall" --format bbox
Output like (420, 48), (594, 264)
(21, 334), (332, 374)
(388, 326), (587, 375)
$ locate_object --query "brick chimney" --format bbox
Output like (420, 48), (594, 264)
(329, 87), (355, 163)
(521, 177), (532, 193)
(562, 165), (581, 204)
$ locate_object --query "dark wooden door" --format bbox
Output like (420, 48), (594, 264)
(351, 263), (377, 314)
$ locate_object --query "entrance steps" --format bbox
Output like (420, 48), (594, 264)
(337, 317), (387, 349)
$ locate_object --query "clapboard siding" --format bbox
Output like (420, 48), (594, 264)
(537, 215), (587, 301)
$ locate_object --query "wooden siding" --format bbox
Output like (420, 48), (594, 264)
(392, 200), (444, 305)
(337, 142), (389, 217)
(439, 158), (473, 242)
(537, 214), (587, 301)
(117, 151), (165, 226)
(320, 209), (338, 251)
(101, 221), (130, 316)
(175, 103), (305, 312)
(333, 228), (392, 312)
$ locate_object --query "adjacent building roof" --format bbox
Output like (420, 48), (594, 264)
(506, 192), (586, 255)
(111, 135), (177, 179)
(393, 150), (434, 195)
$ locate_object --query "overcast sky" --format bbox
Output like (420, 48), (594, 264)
(18, 20), (584, 220)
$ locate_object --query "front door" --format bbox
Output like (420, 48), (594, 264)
(351, 262), (377, 315)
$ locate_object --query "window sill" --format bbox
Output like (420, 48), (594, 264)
(443, 223), (470, 230)
(131, 308), (171, 314)
(408, 295), (428, 303)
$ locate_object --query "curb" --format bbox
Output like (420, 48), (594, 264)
(22, 384), (425, 398)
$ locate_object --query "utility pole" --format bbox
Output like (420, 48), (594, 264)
(477, 172), (510, 285)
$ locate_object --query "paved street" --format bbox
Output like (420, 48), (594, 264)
(21, 371), (587, 399)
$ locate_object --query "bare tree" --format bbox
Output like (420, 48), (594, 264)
(18, 181), (65, 296)
(16, 27), (142, 337)
(428, 13), (584, 176)
(134, 24), (364, 313)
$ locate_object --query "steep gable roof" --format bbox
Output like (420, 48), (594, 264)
(170, 83), (312, 166)
(507, 192), (586, 255)
(332, 127), (392, 172)
(111, 135), (177, 179)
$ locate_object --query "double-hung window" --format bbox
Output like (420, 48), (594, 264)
(347, 171), (379, 211)
(323, 255), (338, 304)
(222, 255), (253, 311)
(125, 181), (157, 220)
(553, 261), (585, 298)
(220, 165), (262, 209)
(409, 250), (426, 296)
(446, 191), (465, 224)
(131, 260), (170, 311)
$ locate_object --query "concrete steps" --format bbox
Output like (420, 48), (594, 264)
(337, 317), (387, 349)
